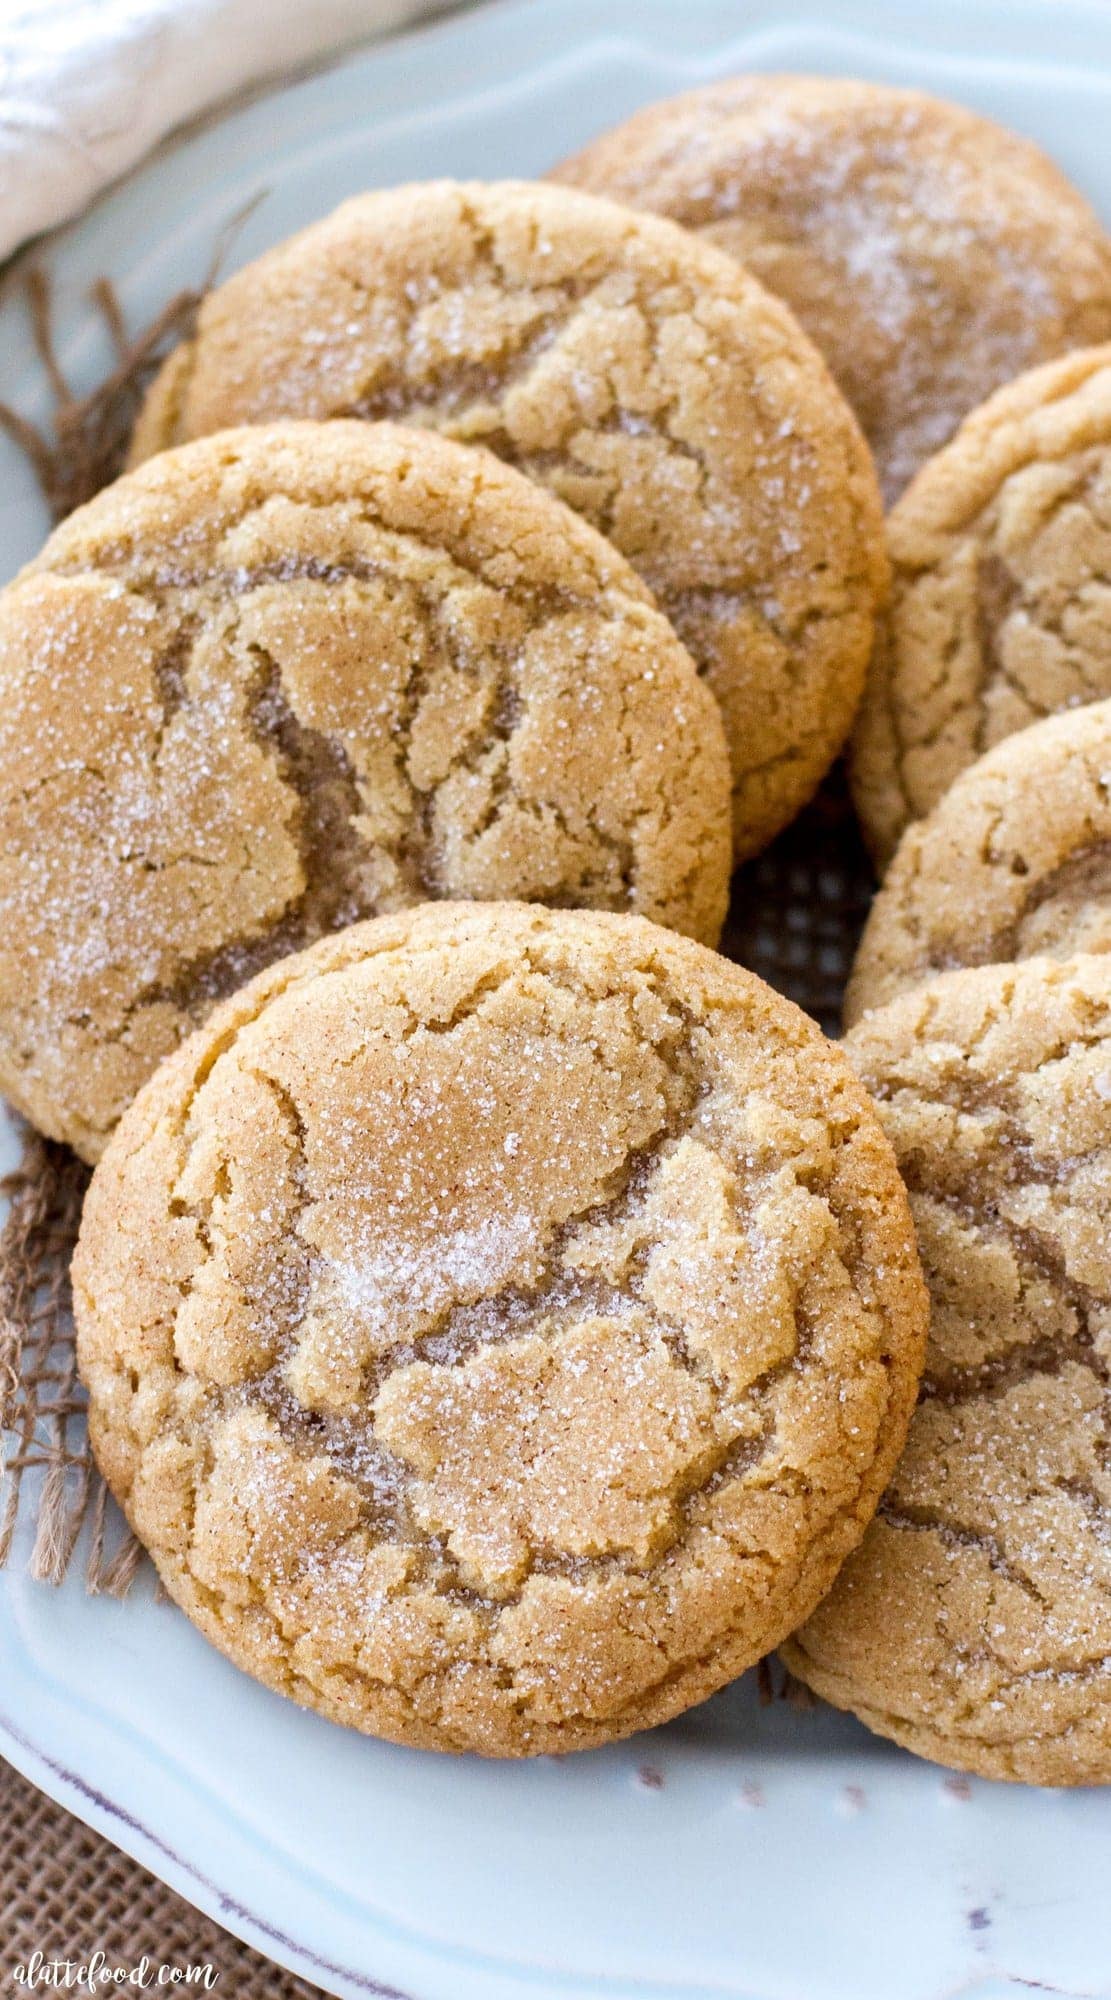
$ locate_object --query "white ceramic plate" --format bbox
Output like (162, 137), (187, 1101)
(4, 3), (1111, 1995)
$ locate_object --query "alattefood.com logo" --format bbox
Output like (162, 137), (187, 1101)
(11, 1956), (218, 1990)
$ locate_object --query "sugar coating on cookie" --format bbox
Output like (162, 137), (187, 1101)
(554, 76), (1111, 504)
(74, 903), (927, 1757)
(846, 698), (1111, 1023)
(129, 178), (886, 861)
(0, 420), (732, 1162)
(853, 345), (1111, 867)
(784, 954), (1111, 1784)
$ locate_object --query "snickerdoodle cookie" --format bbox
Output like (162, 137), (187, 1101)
(846, 699), (1111, 1023)
(0, 420), (731, 1162)
(129, 178), (887, 860)
(74, 902), (928, 1757)
(554, 77), (1111, 503)
(783, 954), (1111, 1784)
(853, 345), (1111, 867)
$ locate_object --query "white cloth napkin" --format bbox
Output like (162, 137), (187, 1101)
(0, 0), (452, 264)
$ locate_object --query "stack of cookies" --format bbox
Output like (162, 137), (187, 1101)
(784, 348), (1111, 1783)
(5, 75), (1111, 1779)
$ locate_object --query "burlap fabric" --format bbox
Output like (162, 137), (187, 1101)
(0, 258), (875, 1997)
(0, 1754), (328, 1994)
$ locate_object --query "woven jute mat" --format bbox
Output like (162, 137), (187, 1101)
(0, 1754), (327, 1994)
(0, 260), (876, 1995)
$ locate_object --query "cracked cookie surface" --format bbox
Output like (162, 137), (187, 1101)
(0, 419), (731, 1162)
(846, 698), (1111, 1023)
(853, 346), (1111, 867)
(553, 76), (1111, 506)
(73, 902), (927, 1756)
(783, 954), (1111, 1783)
(129, 178), (887, 861)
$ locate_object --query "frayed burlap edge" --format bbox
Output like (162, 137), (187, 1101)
(0, 193), (262, 522)
(0, 1129), (142, 1594)
(0, 268), (204, 522)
